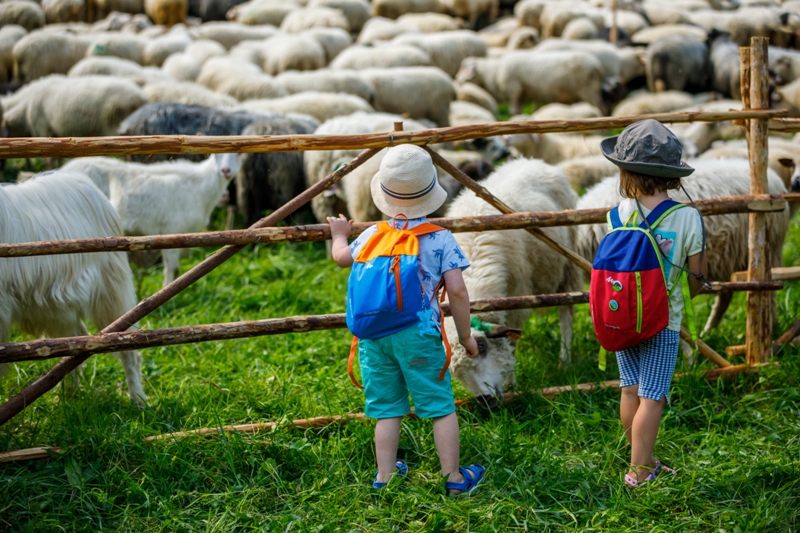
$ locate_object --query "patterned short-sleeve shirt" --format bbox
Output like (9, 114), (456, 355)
(349, 217), (470, 330)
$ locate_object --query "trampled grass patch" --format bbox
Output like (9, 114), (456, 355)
(1, 221), (799, 532)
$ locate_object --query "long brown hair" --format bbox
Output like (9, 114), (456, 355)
(618, 169), (682, 198)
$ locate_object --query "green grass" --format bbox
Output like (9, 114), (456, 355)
(1, 213), (799, 532)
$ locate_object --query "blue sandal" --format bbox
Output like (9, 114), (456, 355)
(445, 464), (486, 495)
(372, 459), (408, 489)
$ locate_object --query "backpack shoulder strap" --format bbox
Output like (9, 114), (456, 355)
(641, 199), (686, 230)
(607, 207), (622, 230)
(409, 223), (445, 237)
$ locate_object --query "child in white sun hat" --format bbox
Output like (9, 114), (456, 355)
(328, 144), (486, 495)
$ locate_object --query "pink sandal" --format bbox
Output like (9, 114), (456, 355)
(624, 459), (676, 488)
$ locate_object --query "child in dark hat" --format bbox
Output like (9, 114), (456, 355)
(600, 119), (709, 487)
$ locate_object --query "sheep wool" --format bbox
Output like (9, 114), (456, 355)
(0, 1), (45, 32)
(0, 172), (145, 404)
(276, 69), (375, 102)
(144, 81), (240, 108)
(329, 43), (433, 70)
(360, 66), (455, 126)
(241, 91), (374, 122)
(392, 30), (487, 77)
(12, 30), (92, 81)
(445, 158), (581, 400)
(0, 25), (26, 84)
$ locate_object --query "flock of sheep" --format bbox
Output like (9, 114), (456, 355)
(1, 0), (800, 405)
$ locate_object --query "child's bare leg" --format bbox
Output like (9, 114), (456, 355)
(620, 385), (640, 446)
(433, 412), (463, 487)
(375, 417), (402, 483)
(629, 396), (665, 479)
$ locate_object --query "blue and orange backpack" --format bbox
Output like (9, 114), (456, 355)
(590, 199), (703, 370)
(346, 217), (452, 388)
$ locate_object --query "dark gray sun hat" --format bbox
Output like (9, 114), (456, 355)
(600, 119), (695, 178)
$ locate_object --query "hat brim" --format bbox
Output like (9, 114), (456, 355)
(370, 170), (449, 220)
(600, 136), (695, 178)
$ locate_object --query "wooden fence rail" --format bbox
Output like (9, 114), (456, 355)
(0, 110), (785, 158)
(0, 194), (789, 258)
(0, 282), (782, 364)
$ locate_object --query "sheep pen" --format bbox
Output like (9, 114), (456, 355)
(0, 17), (798, 533)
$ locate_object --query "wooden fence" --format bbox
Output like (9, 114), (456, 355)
(0, 37), (794, 435)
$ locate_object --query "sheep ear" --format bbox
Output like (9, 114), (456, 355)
(778, 158), (794, 169)
(484, 325), (523, 340)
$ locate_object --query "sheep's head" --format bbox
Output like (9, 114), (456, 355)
(455, 57), (482, 85)
(446, 316), (521, 409)
(214, 153), (243, 180)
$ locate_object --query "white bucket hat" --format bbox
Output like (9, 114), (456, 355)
(370, 144), (448, 220)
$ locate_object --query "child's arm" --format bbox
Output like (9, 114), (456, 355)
(327, 214), (354, 268)
(687, 251), (708, 299)
(443, 268), (478, 357)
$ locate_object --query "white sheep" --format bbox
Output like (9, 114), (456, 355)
(576, 158), (790, 335)
(2, 75), (148, 137)
(144, 81), (240, 108)
(142, 27), (191, 66)
(303, 27), (352, 63)
(0, 171), (145, 404)
(477, 17), (520, 48)
(329, 43), (433, 69)
(561, 16), (598, 40)
(455, 81), (498, 114)
(240, 91), (374, 122)
(41, 0), (85, 23)
(506, 130), (604, 163)
(190, 22), (280, 49)
(699, 138), (799, 192)
(161, 52), (202, 81)
(184, 39), (227, 64)
(258, 34), (328, 74)
(630, 24), (708, 46)
(280, 6), (350, 33)
(196, 56), (287, 100)
(61, 153), (243, 287)
(456, 50), (605, 114)
(533, 38), (646, 85)
(558, 155), (617, 190)
(539, 2), (604, 39)
(530, 101), (603, 121)
(611, 90), (714, 117)
(392, 30), (487, 77)
(444, 158), (581, 404)
(360, 66), (455, 126)
(275, 69), (375, 102)
(85, 31), (147, 65)
(12, 30), (92, 81)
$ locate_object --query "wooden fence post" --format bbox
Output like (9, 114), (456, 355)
(746, 37), (773, 365)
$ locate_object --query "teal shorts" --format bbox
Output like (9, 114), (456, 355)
(359, 324), (455, 419)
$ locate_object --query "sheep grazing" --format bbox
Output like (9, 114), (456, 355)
(196, 56), (287, 100)
(236, 115), (319, 226)
(356, 16), (419, 43)
(360, 66), (455, 126)
(576, 158), (790, 336)
(530, 102), (603, 121)
(85, 31), (147, 65)
(646, 34), (712, 93)
(241, 91), (373, 122)
(145, 0), (188, 26)
(62, 154), (243, 286)
(329, 43), (433, 70)
(276, 69), (375, 102)
(456, 50), (605, 114)
(533, 38), (647, 86)
(2, 75), (147, 137)
(392, 30), (487, 77)
(257, 34), (328, 74)
(0, 1), (45, 31)
(611, 90), (713, 117)
(0, 172), (145, 404)
(505, 130), (604, 164)
(444, 158), (581, 405)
